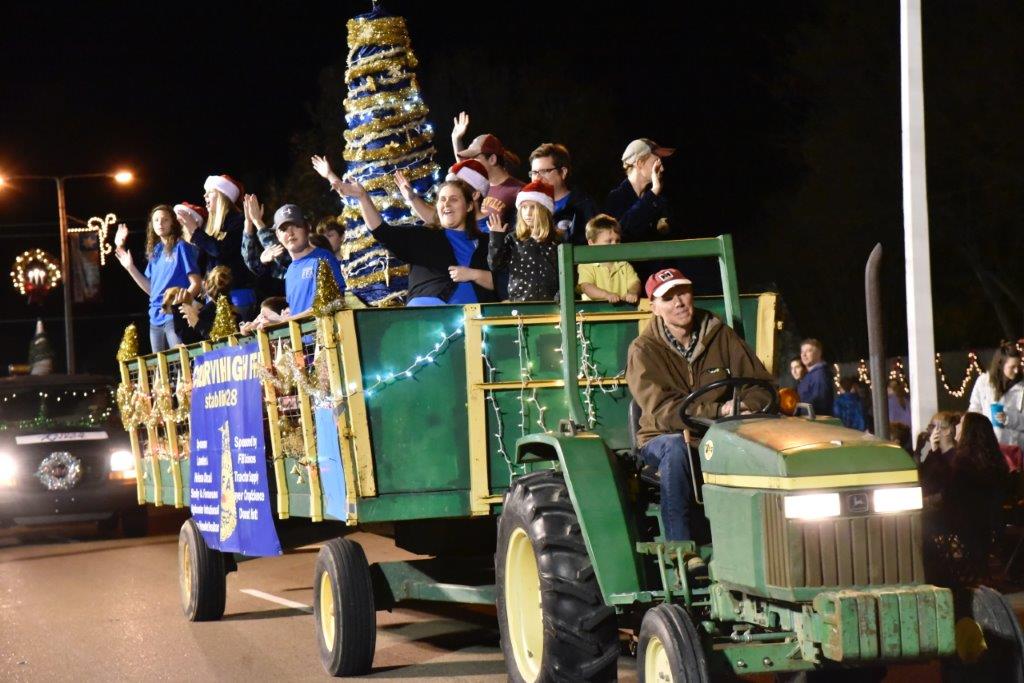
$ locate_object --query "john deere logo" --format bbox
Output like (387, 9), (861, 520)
(703, 440), (714, 460)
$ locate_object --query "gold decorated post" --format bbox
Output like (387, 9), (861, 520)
(209, 295), (238, 341)
(312, 258), (345, 318)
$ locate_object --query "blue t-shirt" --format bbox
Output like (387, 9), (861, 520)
(444, 229), (479, 304)
(553, 193), (570, 214)
(144, 240), (199, 326)
(284, 247), (346, 314)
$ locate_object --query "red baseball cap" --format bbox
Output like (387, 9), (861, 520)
(645, 268), (692, 299)
(457, 134), (521, 167)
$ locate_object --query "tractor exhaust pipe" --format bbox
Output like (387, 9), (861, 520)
(865, 243), (889, 439)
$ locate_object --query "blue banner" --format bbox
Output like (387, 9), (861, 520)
(315, 407), (348, 521)
(189, 343), (281, 556)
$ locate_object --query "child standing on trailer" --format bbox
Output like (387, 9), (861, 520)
(487, 181), (560, 302)
(114, 205), (202, 352)
(274, 204), (346, 318)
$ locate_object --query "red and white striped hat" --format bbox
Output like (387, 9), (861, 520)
(446, 160), (490, 196)
(203, 174), (244, 204)
(173, 202), (208, 228)
(515, 180), (555, 213)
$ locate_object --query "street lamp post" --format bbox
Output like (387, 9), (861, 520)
(0, 171), (134, 374)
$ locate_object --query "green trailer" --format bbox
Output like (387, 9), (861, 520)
(116, 235), (1023, 680)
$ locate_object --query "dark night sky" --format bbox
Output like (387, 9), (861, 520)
(1, 1), (1021, 374)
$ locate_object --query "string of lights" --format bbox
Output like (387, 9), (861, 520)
(575, 315), (626, 428)
(513, 315), (549, 435)
(832, 353), (985, 399)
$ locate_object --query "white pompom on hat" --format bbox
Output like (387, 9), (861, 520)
(446, 159), (490, 196)
(203, 174), (244, 204)
(173, 202), (207, 228)
(515, 180), (555, 213)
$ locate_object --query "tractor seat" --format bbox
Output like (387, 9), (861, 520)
(629, 400), (662, 488)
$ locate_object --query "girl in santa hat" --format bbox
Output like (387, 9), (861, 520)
(176, 174), (258, 320)
(486, 181), (560, 302)
(114, 205), (202, 352)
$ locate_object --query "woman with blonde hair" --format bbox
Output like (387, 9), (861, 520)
(968, 342), (1024, 449)
(486, 180), (560, 302)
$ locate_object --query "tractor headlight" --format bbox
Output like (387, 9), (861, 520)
(873, 486), (923, 514)
(783, 492), (841, 520)
(109, 449), (136, 480)
(0, 451), (16, 487)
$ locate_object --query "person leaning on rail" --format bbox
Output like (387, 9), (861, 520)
(626, 268), (774, 543)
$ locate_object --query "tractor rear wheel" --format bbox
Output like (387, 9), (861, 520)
(496, 469), (618, 682)
(636, 603), (710, 682)
(313, 537), (376, 677)
(178, 518), (226, 621)
(942, 584), (1024, 682)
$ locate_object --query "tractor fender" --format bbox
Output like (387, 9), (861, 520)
(514, 433), (644, 607)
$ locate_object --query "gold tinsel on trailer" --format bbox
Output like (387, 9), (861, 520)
(209, 295), (237, 340)
(116, 324), (139, 362)
(312, 259), (345, 318)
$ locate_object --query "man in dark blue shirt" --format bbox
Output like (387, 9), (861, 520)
(797, 338), (834, 416)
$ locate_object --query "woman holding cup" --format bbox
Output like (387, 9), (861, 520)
(968, 342), (1024, 449)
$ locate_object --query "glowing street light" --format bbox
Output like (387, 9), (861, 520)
(0, 170), (136, 373)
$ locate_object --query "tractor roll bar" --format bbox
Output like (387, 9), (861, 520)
(556, 234), (742, 430)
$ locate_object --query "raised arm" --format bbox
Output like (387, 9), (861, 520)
(311, 155), (381, 229)
(113, 224), (151, 294)
(451, 111), (470, 162)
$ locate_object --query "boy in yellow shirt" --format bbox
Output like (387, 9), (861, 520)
(577, 214), (641, 303)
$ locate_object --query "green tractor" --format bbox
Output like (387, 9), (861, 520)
(116, 236), (1023, 680)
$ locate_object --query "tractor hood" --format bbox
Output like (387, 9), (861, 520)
(698, 417), (917, 489)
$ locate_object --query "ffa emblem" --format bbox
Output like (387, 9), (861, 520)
(703, 440), (714, 461)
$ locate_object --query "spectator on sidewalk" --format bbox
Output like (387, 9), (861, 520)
(834, 376), (867, 431)
(968, 342), (1024, 450)
(796, 338), (833, 415)
(888, 379), (912, 427)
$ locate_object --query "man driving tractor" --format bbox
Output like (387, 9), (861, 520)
(627, 268), (775, 541)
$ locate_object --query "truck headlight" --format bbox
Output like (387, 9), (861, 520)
(784, 492), (841, 520)
(873, 486), (923, 513)
(0, 451), (16, 487)
(109, 449), (136, 480)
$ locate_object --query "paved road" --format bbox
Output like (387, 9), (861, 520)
(0, 513), (1010, 681)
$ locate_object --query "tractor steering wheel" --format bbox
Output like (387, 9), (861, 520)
(677, 377), (779, 432)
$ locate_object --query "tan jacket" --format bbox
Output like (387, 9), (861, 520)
(627, 310), (774, 447)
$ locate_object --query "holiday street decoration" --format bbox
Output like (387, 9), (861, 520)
(68, 213), (117, 266)
(312, 259), (345, 318)
(28, 319), (54, 376)
(339, 5), (443, 307)
(10, 249), (61, 304)
(35, 451), (83, 491)
(209, 295), (237, 340)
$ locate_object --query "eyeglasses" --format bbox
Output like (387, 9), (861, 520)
(529, 167), (560, 178)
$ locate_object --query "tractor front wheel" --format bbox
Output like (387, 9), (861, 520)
(942, 584), (1024, 681)
(636, 603), (710, 682)
(496, 469), (619, 682)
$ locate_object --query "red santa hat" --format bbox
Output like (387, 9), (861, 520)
(446, 160), (490, 196)
(203, 174), (244, 204)
(515, 181), (555, 213)
(173, 202), (208, 228)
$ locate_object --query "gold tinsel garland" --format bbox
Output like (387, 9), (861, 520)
(346, 16), (411, 50)
(342, 84), (419, 112)
(346, 66), (417, 99)
(360, 162), (436, 192)
(343, 105), (429, 143)
(345, 116), (433, 149)
(116, 382), (139, 430)
(345, 265), (410, 291)
(345, 52), (419, 83)
(342, 132), (433, 163)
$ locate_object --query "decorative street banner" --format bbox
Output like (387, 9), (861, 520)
(189, 343), (281, 556)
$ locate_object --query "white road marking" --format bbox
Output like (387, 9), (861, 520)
(239, 588), (313, 613)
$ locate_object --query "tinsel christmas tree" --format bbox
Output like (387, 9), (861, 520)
(339, 5), (443, 307)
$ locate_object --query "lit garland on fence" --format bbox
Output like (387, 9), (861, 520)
(67, 213), (117, 266)
(834, 353), (985, 398)
(513, 315), (550, 436)
(481, 341), (516, 477)
(575, 315), (626, 428)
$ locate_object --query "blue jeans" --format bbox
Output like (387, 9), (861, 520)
(639, 433), (695, 541)
(149, 319), (182, 353)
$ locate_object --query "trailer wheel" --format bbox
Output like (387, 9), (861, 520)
(496, 469), (618, 682)
(637, 603), (710, 682)
(313, 537), (376, 677)
(178, 518), (226, 621)
(942, 585), (1024, 682)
